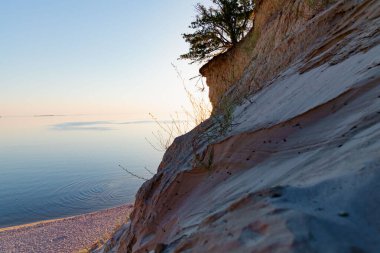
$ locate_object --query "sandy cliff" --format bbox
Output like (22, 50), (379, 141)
(95, 0), (380, 252)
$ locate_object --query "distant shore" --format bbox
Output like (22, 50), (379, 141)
(0, 204), (133, 253)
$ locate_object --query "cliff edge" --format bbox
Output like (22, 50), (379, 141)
(95, 0), (380, 252)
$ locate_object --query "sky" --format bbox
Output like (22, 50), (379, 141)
(0, 0), (208, 118)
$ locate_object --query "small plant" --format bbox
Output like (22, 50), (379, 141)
(145, 112), (190, 152)
(146, 65), (212, 152)
(119, 165), (155, 181)
(214, 97), (236, 135)
(191, 97), (237, 169)
(193, 147), (215, 170)
(147, 66), (237, 173)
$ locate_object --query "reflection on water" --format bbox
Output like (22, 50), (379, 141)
(52, 121), (115, 131)
(51, 120), (160, 131)
(0, 115), (163, 228)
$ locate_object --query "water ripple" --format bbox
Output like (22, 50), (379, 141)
(18, 172), (139, 220)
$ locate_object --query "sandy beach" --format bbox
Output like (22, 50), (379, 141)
(0, 204), (133, 253)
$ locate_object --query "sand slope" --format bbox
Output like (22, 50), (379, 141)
(94, 0), (380, 252)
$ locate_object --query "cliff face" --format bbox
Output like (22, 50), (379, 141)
(201, 0), (378, 109)
(97, 0), (380, 252)
(200, 0), (329, 107)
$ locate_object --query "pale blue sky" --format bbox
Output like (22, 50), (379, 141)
(0, 0), (207, 117)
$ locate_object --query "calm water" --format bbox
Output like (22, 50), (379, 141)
(0, 115), (163, 228)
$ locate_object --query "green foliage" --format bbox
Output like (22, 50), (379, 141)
(214, 97), (236, 135)
(193, 147), (214, 170)
(180, 0), (255, 63)
(191, 97), (236, 170)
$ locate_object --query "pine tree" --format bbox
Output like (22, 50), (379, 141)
(180, 0), (255, 63)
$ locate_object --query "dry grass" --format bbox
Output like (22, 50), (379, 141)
(146, 64), (212, 152)
(146, 65), (238, 174)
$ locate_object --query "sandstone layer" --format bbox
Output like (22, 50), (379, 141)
(96, 0), (380, 252)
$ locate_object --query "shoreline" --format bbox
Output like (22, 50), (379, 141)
(0, 204), (133, 253)
(0, 204), (132, 232)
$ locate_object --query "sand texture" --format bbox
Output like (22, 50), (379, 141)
(94, 0), (380, 252)
(0, 204), (133, 253)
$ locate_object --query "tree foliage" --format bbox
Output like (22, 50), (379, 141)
(180, 0), (255, 63)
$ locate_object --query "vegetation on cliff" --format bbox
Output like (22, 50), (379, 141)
(180, 0), (255, 63)
(90, 0), (380, 252)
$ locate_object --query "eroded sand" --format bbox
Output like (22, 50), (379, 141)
(97, 1), (380, 252)
(0, 204), (133, 253)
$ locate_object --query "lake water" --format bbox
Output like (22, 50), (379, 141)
(0, 115), (163, 228)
